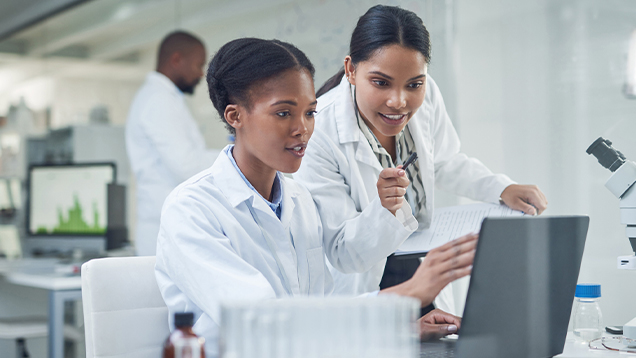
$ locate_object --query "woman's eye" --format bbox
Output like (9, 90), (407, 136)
(409, 82), (424, 89)
(372, 80), (388, 86)
(306, 110), (317, 117)
(276, 111), (290, 117)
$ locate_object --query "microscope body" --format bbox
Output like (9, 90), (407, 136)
(587, 137), (636, 340)
(604, 159), (636, 268)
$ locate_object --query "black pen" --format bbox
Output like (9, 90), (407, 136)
(401, 152), (418, 171)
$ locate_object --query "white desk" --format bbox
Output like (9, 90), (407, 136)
(557, 333), (631, 357)
(0, 259), (82, 358)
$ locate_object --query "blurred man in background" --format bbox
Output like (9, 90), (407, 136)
(126, 31), (219, 256)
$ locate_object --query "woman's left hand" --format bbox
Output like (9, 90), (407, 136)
(418, 309), (461, 341)
(500, 184), (548, 215)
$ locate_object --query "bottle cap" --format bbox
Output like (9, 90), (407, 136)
(575, 284), (601, 298)
(174, 312), (194, 328)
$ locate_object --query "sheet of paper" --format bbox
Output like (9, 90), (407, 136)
(395, 203), (524, 255)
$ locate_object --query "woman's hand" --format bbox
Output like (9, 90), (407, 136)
(380, 233), (478, 306)
(418, 309), (462, 341)
(377, 166), (410, 215)
(500, 184), (548, 215)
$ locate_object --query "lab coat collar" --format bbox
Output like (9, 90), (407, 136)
(333, 76), (363, 145)
(210, 150), (253, 208)
(211, 145), (300, 228)
(279, 181), (296, 230)
(331, 76), (383, 172)
(146, 71), (183, 97)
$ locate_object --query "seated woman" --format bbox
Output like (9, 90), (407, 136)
(155, 37), (477, 357)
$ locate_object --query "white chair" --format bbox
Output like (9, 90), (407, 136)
(81, 256), (170, 358)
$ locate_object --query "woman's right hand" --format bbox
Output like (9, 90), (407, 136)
(377, 166), (410, 215)
(380, 233), (478, 306)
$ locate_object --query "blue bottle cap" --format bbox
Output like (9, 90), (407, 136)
(575, 284), (601, 298)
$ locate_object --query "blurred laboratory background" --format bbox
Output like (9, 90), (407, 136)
(0, 0), (636, 357)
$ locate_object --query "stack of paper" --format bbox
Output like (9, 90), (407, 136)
(395, 203), (524, 256)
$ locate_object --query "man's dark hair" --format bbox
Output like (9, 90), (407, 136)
(157, 31), (204, 69)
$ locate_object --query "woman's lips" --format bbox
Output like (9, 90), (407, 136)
(379, 113), (408, 125)
(286, 145), (306, 157)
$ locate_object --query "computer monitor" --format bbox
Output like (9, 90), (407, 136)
(26, 163), (116, 255)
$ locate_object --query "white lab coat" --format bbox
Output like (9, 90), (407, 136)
(155, 147), (333, 357)
(294, 75), (515, 295)
(126, 72), (219, 256)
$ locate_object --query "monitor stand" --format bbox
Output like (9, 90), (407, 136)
(25, 237), (105, 258)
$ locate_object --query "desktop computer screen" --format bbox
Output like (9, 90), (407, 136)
(28, 163), (115, 236)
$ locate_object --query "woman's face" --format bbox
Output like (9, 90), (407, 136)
(346, 44), (428, 140)
(232, 68), (317, 174)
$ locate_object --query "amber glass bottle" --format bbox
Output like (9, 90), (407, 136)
(163, 312), (206, 358)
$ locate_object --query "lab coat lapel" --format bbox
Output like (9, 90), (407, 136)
(406, 104), (435, 228)
(279, 177), (295, 231)
(332, 78), (383, 174)
(213, 152), (301, 295)
(250, 178), (301, 296)
(211, 149), (255, 207)
(354, 140), (383, 173)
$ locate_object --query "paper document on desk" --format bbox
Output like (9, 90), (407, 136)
(395, 203), (524, 255)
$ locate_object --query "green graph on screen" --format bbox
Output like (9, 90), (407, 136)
(36, 195), (105, 234)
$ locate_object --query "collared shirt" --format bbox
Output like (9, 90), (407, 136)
(351, 85), (427, 218)
(225, 145), (283, 219)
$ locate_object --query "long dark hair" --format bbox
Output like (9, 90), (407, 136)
(207, 38), (315, 134)
(316, 5), (431, 98)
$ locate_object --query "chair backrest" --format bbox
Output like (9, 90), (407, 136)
(81, 256), (170, 358)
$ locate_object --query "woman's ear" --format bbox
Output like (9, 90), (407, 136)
(344, 56), (356, 85)
(224, 104), (243, 131)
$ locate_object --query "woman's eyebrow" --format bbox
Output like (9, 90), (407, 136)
(271, 100), (298, 106)
(270, 100), (318, 106)
(369, 71), (393, 80)
(368, 71), (427, 82)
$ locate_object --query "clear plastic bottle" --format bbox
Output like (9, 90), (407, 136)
(572, 284), (603, 342)
(163, 312), (206, 358)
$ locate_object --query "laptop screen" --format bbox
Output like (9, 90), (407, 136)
(455, 216), (589, 358)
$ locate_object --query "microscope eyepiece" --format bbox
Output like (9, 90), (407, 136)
(586, 137), (626, 172)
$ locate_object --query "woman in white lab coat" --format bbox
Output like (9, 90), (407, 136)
(295, 5), (548, 298)
(155, 38), (477, 357)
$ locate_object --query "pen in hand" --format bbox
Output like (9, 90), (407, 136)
(401, 152), (418, 172)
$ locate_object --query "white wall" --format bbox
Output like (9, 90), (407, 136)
(454, 0), (636, 327)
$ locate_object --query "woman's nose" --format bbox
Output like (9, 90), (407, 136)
(387, 90), (407, 110)
(293, 116), (309, 138)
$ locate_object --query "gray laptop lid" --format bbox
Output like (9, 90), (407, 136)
(455, 215), (589, 358)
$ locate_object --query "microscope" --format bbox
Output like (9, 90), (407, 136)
(586, 137), (636, 340)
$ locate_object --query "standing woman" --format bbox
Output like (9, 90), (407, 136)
(295, 5), (548, 298)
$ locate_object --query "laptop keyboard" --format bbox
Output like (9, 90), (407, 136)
(420, 350), (456, 358)
(420, 339), (457, 358)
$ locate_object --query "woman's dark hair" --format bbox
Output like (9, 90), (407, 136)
(207, 38), (315, 134)
(316, 5), (431, 98)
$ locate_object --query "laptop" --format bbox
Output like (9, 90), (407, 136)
(420, 215), (590, 358)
